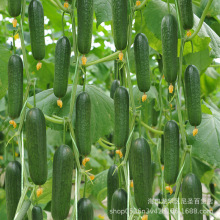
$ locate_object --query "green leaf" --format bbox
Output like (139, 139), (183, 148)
(36, 178), (52, 204)
(186, 102), (220, 168)
(148, 204), (166, 220)
(0, 45), (11, 100)
(94, 0), (112, 27)
(28, 85), (114, 144)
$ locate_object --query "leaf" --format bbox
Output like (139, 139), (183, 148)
(148, 205), (166, 220)
(84, 169), (108, 199)
(0, 45), (11, 100)
(186, 102), (220, 168)
(94, 0), (112, 27)
(28, 85), (114, 144)
(36, 178), (52, 204)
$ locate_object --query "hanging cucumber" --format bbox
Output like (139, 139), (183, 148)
(32, 206), (43, 220)
(111, 189), (127, 220)
(5, 161), (21, 220)
(110, 80), (120, 99)
(164, 120), (179, 185)
(54, 36), (71, 108)
(112, 0), (128, 61)
(182, 173), (203, 220)
(114, 86), (129, 149)
(28, 0), (45, 70)
(134, 33), (150, 101)
(75, 92), (91, 156)
(107, 165), (119, 219)
(130, 138), (152, 211)
(161, 14), (178, 94)
(178, 0), (194, 30)
(8, 55), (23, 124)
(8, 0), (21, 27)
(77, 0), (93, 65)
(51, 145), (74, 220)
(78, 198), (94, 220)
(184, 65), (201, 136)
(26, 107), (47, 185)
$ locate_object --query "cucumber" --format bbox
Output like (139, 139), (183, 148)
(54, 36), (71, 99)
(184, 65), (202, 127)
(178, 0), (194, 30)
(130, 138), (152, 211)
(26, 107), (47, 185)
(160, 135), (164, 165)
(107, 165), (119, 219)
(8, 0), (21, 17)
(5, 161), (21, 220)
(28, 0), (45, 61)
(134, 33), (150, 93)
(112, 0), (128, 51)
(111, 189), (127, 220)
(78, 198), (94, 220)
(77, 0), (93, 54)
(0, 132), (5, 155)
(32, 206), (43, 220)
(164, 120), (179, 185)
(161, 14), (178, 84)
(114, 86), (129, 149)
(110, 80), (120, 99)
(51, 145), (74, 220)
(75, 92), (91, 156)
(209, 182), (215, 207)
(8, 55), (23, 119)
(182, 173), (203, 220)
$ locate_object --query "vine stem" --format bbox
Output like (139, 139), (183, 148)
(138, 119), (164, 135)
(97, 139), (115, 150)
(85, 51), (120, 67)
(185, 0), (214, 41)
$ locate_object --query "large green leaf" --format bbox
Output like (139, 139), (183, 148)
(186, 102), (220, 168)
(28, 85), (114, 144)
(94, 0), (112, 27)
(0, 45), (11, 100)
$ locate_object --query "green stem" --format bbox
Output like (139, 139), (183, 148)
(68, 57), (79, 120)
(97, 139), (115, 150)
(63, 119), (66, 144)
(138, 120), (164, 135)
(83, 174), (87, 198)
(83, 66), (86, 92)
(62, 12), (65, 36)
(85, 51), (120, 67)
(134, 0), (147, 11)
(185, 0), (214, 41)
(13, 30), (16, 54)
(71, 2), (78, 59)
(167, 0), (170, 13)
(26, 102), (64, 125)
(100, 138), (114, 146)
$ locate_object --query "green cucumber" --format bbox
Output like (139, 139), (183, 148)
(114, 86), (129, 149)
(107, 165), (119, 219)
(209, 182), (215, 207)
(130, 138), (152, 211)
(54, 36), (71, 99)
(110, 80), (120, 99)
(164, 120), (179, 185)
(26, 107), (47, 185)
(8, 55), (23, 119)
(0, 132), (5, 155)
(51, 145), (74, 220)
(112, 0), (128, 51)
(75, 92), (91, 156)
(134, 33), (150, 93)
(8, 0), (21, 17)
(5, 161), (21, 220)
(28, 0), (45, 61)
(78, 198), (94, 220)
(184, 65), (202, 127)
(32, 206), (43, 220)
(160, 135), (164, 165)
(182, 173), (203, 220)
(179, 0), (194, 30)
(77, 0), (93, 54)
(161, 14), (178, 84)
(111, 189), (127, 220)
